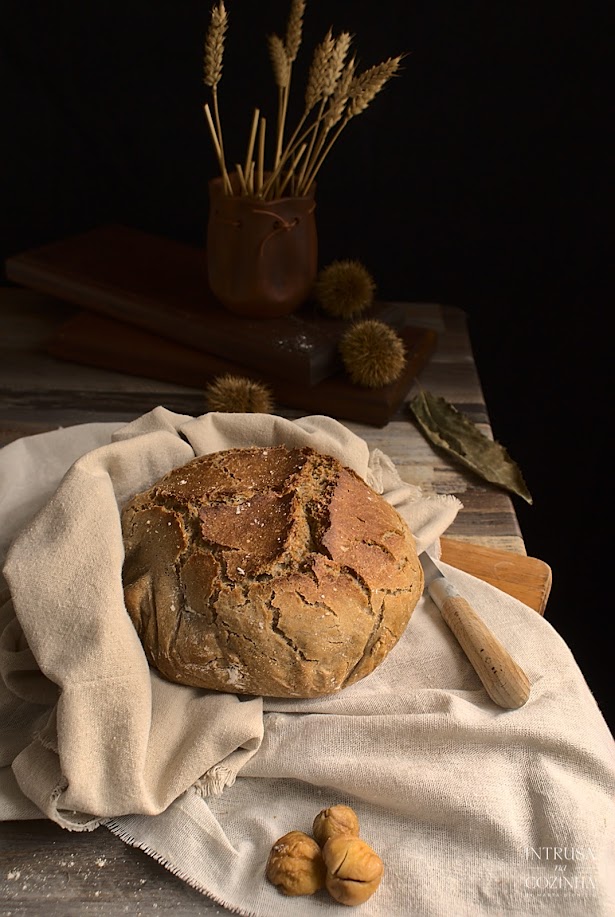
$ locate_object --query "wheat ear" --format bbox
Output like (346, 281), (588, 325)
(347, 54), (404, 116)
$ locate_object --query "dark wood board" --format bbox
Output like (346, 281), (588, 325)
(4, 224), (409, 386)
(46, 310), (437, 427)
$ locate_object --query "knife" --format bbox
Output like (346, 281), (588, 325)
(420, 552), (530, 709)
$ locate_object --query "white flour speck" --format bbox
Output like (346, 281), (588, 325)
(226, 666), (243, 685)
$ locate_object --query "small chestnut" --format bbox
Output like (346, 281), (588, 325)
(312, 804), (360, 847)
(266, 830), (326, 896)
(322, 834), (384, 906)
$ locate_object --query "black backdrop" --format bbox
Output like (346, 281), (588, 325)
(1, 1), (611, 726)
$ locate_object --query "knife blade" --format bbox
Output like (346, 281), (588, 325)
(420, 552), (530, 709)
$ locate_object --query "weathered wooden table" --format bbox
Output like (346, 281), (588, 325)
(0, 286), (550, 915)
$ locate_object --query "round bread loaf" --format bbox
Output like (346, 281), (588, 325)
(121, 445), (423, 698)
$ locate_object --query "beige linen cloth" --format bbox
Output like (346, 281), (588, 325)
(1, 407), (614, 917)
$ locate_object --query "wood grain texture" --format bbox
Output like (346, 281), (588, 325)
(0, 819), (213, 915)
(440, 537), (552, 614)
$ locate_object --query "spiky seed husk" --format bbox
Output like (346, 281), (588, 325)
(205, 374), (274, 413)
(204, 1), (228, 88)
(348, 55), (403, 117)
(268, 34), (291, 89)
(339, 320), (406, 388)
(285, 0), (306, 62)
(314, 259), (376, 318)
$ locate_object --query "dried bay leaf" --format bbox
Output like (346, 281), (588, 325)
(407, 389), (533, 504)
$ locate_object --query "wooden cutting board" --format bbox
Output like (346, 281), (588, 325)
(45, 309), (437, 427)
(5, 224), (412, 386)
(440, 537), (551, 614)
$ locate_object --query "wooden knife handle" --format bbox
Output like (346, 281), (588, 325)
(429, 579), (530, 709)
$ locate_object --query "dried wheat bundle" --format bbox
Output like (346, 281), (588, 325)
(202, 0), (404, 200)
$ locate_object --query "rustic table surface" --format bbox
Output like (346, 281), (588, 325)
(0, 286), (541, 916)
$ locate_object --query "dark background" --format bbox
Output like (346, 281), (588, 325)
(1, 1), (611, 727)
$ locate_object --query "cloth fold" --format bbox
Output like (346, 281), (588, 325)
(1, 408), (614, 917)
(0, 409), (459, 831)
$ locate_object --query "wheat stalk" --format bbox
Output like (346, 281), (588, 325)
(268, 32), (290, 193)
(277, 142), (307, 196)
(243, 108), (260, 195)
(203, 103), (222, 159)
(297, 54), (403, 195)
(295, 29), (338, 190)
(256, 115), (266, 194)
(270, 0), (305, 192)
(296, 31), (352, 190)
(234, 163), (249, 195)
(203, 1), (232, 194)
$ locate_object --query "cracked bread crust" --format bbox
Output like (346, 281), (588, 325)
(120, 445), (424, 698)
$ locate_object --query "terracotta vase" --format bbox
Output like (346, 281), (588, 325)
(206, 173), (318, 319)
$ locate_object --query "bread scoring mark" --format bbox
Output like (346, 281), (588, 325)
(341, 601), (387, 687)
